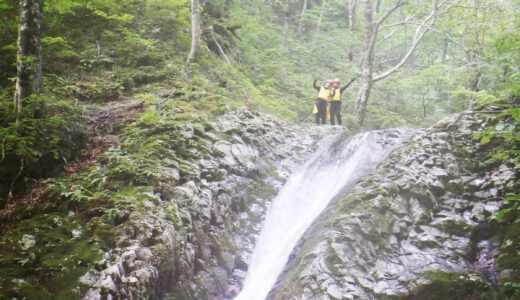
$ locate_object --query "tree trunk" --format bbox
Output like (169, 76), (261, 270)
(346, 0), (357, 61)
(441, 40), (449, 63)
(466, 49), (481, 91)
(281, 13), (289, 48)
(375, 0), (382, 13)
(422, 99), (427, 120)
(186, 0), (201, 63)
(296, 0), (308, 35)
(313, 0), (326, 45)
(281, 1), (289, 48)
(355, 71), (373, 124)
(354, 0), (444, 123)
(14, 0), (43, 121)
(348, 0), (357, 31)
(354, 0), (375, 123)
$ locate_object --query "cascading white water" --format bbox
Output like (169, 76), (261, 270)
(234, 129), (413, 300)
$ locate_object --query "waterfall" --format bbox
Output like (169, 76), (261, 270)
(234, 128), (415, 300)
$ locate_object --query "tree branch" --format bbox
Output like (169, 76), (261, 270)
(400, 21), (469, 51)
(380, 28), (399, 42)
(375, 0), (405, 28)
(208, 25), (232, 64)
(373, 1), (447, 82)
(378, 15), (415, 31)
(375, 55), (401, 67)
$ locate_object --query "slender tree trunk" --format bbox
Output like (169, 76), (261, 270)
(14, 0), (43, 121)
(354, 0), (375, 123)
(281, 0), (289, 48)
(472, 70), (482, 91)
(422, 99), (427, 120)
(441, 37), (449, 63)
(296, 0), (308, 35)
(375, 0), (382, 13)
(281, 13), (289, 48)
(466, 49), (481, 91)
(348, 0), (357, 31)
(313, 0), (326, 45)
(421, 87), (429, 121)
(346, 0), (357, 61)
(186, 0), (201, 63)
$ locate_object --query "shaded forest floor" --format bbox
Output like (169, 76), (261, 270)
(2, 98), (144, 218)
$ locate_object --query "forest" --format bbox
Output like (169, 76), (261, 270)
(0, 0), (519, 299)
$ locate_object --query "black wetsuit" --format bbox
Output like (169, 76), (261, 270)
(329, 78), (356, 125)
(313, 79), (328, 125)
(329, 101), (342, 125)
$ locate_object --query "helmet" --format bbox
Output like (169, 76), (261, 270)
(332, 78), (341, 84)
(324, 80), (332, 85)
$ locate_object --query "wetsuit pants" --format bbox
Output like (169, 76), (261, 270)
(330, 101), (342, 125)
(315, 99), (327, 125)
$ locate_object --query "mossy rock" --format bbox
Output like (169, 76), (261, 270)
(403, 271), (490, 300)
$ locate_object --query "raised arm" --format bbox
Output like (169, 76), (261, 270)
(340, 77), (357, 94)
(313, 79), (320, 91)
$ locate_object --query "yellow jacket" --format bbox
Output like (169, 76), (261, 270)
(330, 88), (341, 101)
(316, 87), (332, 101)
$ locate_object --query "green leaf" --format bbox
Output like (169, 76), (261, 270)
(492, 151), (510, 160)
(505, 195), (520, 201)
(491, 208), (512, 220)
(510, 108), (520, 121)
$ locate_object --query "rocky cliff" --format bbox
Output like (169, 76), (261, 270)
(268, 111), (519, 299)
(0, 108), (345, 300)
(2, 106), (518, 300)
(80, 110), (344, 299)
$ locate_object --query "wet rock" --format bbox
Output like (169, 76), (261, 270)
(99, 275), (118, 293)
(75, 108), (337, 300)
(269, 112), (520, 300)
(83, 289), (102, 300)
(326, 284), (343, 299)
(19, 234), (36, 251)
(79, 273), (99, 286)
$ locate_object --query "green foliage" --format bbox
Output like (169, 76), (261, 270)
(0, 95), (85, 199)
(411, 270), (520, 300)
(475, 107), (520, 224)
(0, 0), (17, 86)
(362, 104), (410, 129)
(42, 36), (77, 60)
(451, 89), (497, 108)
(0, 0), (519, 298)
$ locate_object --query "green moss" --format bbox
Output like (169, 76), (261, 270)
(324, 243), (341, 275)
(497, 222), (520, 270)
(431, 219), (472, 236)
(14, 282), (54, 300)
(403, 270), (489, 300)
(1, 53), (298, 298)
(387, 270), (519, 300)
(0, 211), (102, 299)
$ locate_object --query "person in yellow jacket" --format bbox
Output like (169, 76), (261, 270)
(313, 79), (332, 125)
(329, 77), (356, 125)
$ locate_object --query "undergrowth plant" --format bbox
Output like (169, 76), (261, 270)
(0, 94), (85, 201)
(474, 106), (520, 222)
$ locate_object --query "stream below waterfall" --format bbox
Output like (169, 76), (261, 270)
(234, 128), (415, 300)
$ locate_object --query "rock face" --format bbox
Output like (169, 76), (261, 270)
(79, 109), (344, 299)
(268, 112), (519, 299)
(4, 107), (517, 300)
